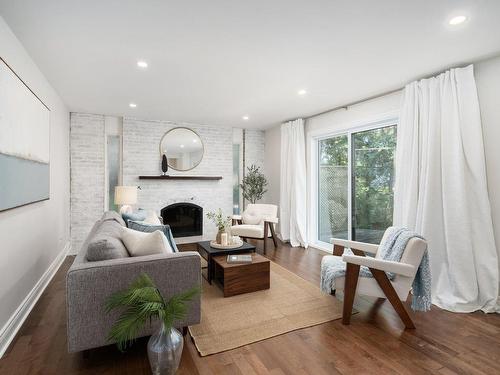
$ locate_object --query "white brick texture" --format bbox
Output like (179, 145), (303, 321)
(70, 113), (105, 251)
(123, 118), (234, 242)
(245, 129), (265, 171)
(69, 113), (265, 246)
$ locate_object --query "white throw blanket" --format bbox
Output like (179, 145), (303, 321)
(320, 227), (431, 312)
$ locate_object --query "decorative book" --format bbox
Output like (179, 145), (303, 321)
(227, 254), (253, 264)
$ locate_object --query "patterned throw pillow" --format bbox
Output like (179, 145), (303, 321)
(127, 220), (179, 252)
(121, 209), (147, 226)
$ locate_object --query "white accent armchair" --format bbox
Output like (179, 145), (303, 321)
(231, 204), (279, 253)
(329, 230), (427, 329)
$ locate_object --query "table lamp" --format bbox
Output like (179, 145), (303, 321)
(114, 186), (137, 214)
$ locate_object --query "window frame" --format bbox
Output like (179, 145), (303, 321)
(308, 113), (399, 253)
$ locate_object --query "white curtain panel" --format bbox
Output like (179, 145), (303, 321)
(280, 119), (308, 248)
(394, 65), (499, 313)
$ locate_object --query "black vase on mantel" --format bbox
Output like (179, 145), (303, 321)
(161, 154), (169, 175)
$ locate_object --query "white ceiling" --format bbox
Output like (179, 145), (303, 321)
(1, 0), (500, 129)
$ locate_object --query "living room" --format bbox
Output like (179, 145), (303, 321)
(1, 1), (500, 374)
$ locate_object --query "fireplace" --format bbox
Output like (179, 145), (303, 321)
(161, 202), (203, 237)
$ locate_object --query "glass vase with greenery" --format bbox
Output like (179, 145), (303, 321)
(206, 208), (231, 244)
(240, 164), (268, 204)
(105, 274), (199, 374)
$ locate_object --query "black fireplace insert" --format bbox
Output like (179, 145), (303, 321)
(160, 202), (203, 237)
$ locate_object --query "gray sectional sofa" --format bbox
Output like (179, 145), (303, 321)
(66, 211), (201, 353)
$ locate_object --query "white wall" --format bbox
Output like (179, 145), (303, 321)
(69, 114), (266, 246)
(305, 92), (401, 136)
(475, 55), (500, 278)
(244, 129), (266, 171)
(122, 118), (233, 243)
(264, 125), (281, 206)
(0, 16), (70, 353)
(70, 113), (105, 253)
(263, 124), (281, 234)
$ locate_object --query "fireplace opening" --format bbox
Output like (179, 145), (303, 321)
(161, 202), (203, 237)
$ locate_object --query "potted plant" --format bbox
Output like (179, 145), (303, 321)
(240, 164), (268, 204)
(206, 208), (231, 244)
(106, 273), (199, 375)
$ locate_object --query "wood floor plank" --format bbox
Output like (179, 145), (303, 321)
(0, 240), (499, 375)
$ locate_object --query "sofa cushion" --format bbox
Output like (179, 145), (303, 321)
(101, 210), (126, 226)
(98, 220), (124, 238)
(121, 227), (173, 256)
(231, 224), (265, 238)
(85, 219), (129, 261)
(128, 220), (179, 252)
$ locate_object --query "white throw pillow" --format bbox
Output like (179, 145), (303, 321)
(121, 227), (173, 257)
(144, 210), (162, 225)
(242, 208), (262, 225)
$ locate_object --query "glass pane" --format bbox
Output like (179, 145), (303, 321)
(318, 135), (348, 243)
(107, 135), (120, 211)
(352, 126), (396, 243)
(232, 144), (240, 214)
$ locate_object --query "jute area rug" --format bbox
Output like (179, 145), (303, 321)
(189, 261), (344, 356)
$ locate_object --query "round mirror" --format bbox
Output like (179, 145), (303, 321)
(159, 127), (204, 171)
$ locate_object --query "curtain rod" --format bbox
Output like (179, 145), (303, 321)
(298, 57), (491, 122)
(303, 87), (402, 120)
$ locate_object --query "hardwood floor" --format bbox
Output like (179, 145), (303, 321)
(1, 240), (500, 374)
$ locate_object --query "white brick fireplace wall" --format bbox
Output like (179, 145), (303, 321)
(70, 113), (265, 248)
(124, 118), (238, 242)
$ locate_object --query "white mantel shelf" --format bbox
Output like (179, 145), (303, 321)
(138, 175), (223, 180)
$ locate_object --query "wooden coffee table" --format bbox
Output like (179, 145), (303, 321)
(196, 240), (256, 284)
(212, 253), (270, 297)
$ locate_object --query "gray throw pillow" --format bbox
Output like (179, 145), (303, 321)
(86, 237), (129, 261)
(85, 218), (130, 261)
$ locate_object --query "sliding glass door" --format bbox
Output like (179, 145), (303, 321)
(352, 126), (396, 243)
(318, 135), (348, 242)
(316, 123), (396, 247)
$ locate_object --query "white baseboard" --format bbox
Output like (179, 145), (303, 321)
(0, 241), (70, 358)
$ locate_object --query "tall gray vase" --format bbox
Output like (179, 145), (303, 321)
(147, 323), (183, 375)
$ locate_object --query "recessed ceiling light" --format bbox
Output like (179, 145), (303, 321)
(298, 89), (307, 96)
(180, 144), (185, 148)
(449, 15), (467, 25)
(137, 60), (148, 68)
(242, 116), (249, 120)
(129, 103), (137, 108)
(192, 139), (197, 143)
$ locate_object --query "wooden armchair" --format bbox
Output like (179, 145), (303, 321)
(231, 204), (278, 253)
(330, 231), (427, 329)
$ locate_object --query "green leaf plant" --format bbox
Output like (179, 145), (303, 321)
(240, 164), (268, 204)
(206, 208), (231, 231)
(105, 273), (200, 352)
